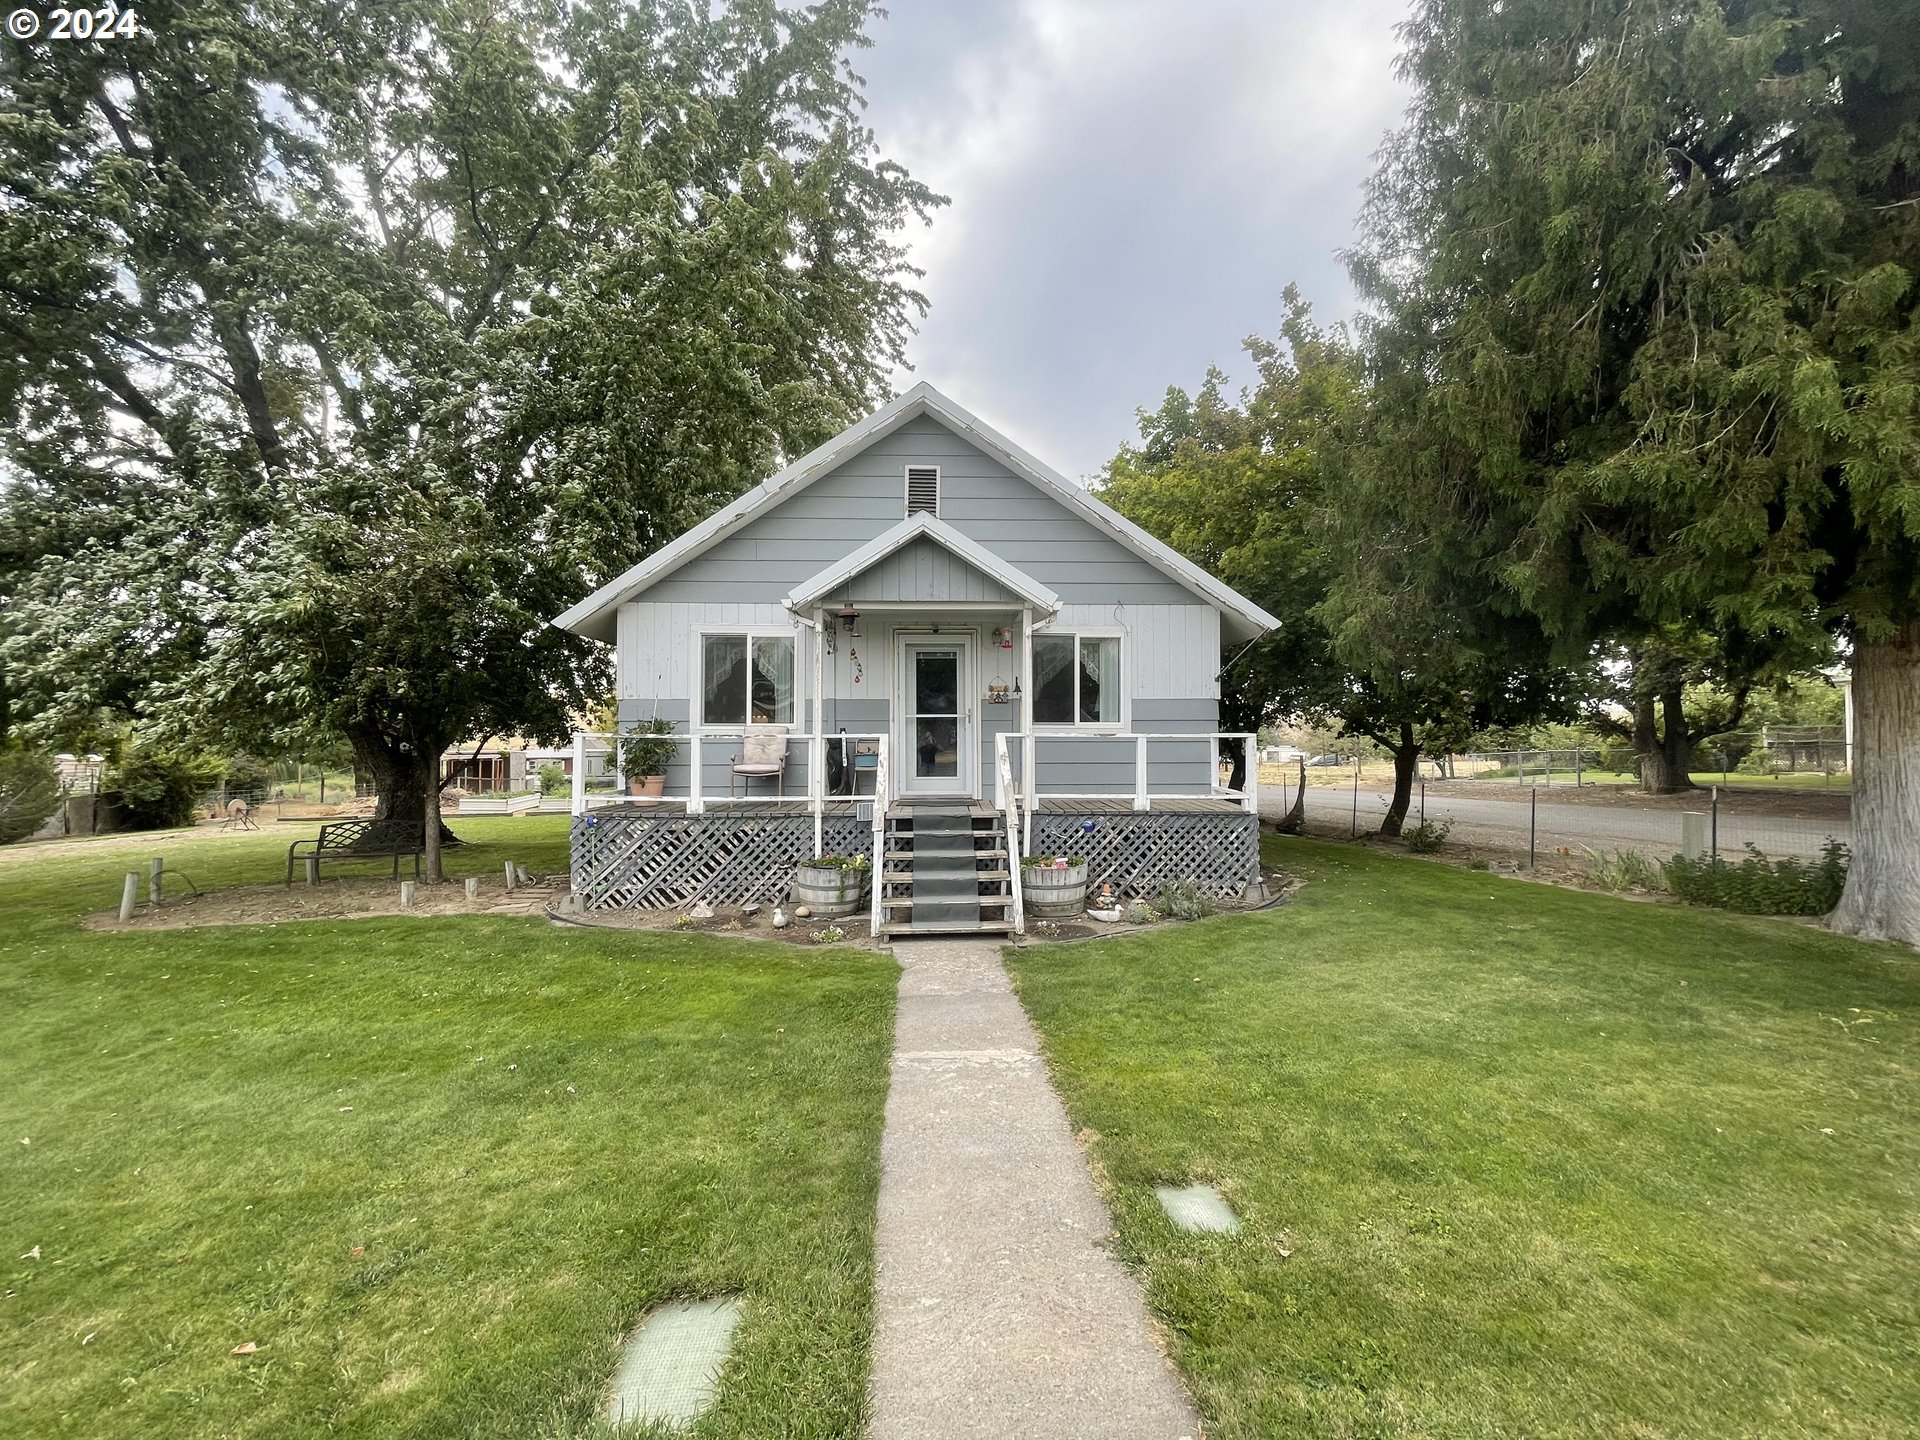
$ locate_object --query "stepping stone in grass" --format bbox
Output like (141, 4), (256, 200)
(1154, 1183), (1240, 1234)
(604, 1296), (742, 1430)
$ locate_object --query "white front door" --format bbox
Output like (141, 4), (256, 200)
(899, 637), (974, 797)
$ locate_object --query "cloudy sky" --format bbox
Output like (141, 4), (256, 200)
(854, 0), (1413, 481)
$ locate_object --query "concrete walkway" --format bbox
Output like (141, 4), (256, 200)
(867, 939), (1199, 1440)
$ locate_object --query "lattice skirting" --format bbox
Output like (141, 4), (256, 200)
(1029, 810), (1259, 899)
(571, 812), (870, 909)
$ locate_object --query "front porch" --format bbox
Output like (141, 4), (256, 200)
(567, 761), (1261, 929)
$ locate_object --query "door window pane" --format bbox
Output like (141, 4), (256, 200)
(1033, 634), (1074, 723)
(913, 650), (959, 778)
(915, 716), (958, 778)
(915, 650), (957, 715)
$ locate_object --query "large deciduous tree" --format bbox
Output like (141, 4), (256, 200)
(1103, 292), (1573, 836)
(0, 0), (937, 877)
(1356, 0), (1919, 940)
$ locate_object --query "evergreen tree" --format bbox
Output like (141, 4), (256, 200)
(1356, 0), (1918, 939)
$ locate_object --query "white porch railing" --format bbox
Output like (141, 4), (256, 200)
(994, 731), (1259, 855)
(569, 729), (890, 868)
(868, 741), (888, 934)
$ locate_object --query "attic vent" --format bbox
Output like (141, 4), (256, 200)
(905, 465), (940, 516)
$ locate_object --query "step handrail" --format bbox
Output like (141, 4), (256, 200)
(995, 735), (1025, 934)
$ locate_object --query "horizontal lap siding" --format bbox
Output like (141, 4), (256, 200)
(637, 415), (1194, 606)
(611, 417), (1229, 801)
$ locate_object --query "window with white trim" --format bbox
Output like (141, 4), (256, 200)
(1032, 633), (1122, 726)
(905, 465), (939, 516)
(700, 632), (795, 726)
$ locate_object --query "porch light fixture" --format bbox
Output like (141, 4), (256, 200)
(837, 601), (860, 632)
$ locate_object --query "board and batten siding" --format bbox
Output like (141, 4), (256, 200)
(849, 535), (1019, 605)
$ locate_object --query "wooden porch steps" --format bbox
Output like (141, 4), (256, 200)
(876, 805), (1015, 939)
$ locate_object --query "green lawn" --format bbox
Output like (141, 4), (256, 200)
(1, 817), (896, 1439)
(1699, 770), (1853, 790)
(1008, 838), (1919, 1439)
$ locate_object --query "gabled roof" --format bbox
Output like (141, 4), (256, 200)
(553, 382), (1281, 642)
(784, 512), (1061, 614)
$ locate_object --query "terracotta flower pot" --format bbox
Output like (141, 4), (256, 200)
(629, 774), (666, 797)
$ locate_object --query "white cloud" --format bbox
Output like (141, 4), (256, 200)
(860, 0), (1410, 478)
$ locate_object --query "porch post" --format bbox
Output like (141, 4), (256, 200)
(812, 606), (825, 858)
(1244, 733), (1259, 816)
(570, 731), (586, 817)
(1133, 734), (1149, 811)
(1021, 605), (1036, 816)
(688, 732), (704, 815)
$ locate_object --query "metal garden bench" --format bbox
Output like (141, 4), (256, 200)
(286, 819), (426, 886)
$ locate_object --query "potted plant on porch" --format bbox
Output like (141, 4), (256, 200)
(1022, 854), (1089, 919)
(790, 852), (870, 916)
(617, 717), (678, 799)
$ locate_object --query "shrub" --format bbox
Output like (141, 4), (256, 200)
(1155, 879), (1217, 920)
(221, 753), (274, 800)
(538, 762), (569, 796)
(108, 745), (223, 830)
(1585, 849), (1667, 893)
(1404, 819), (1452, 853)
(0, 748), (61, 844)
(1665, 841), (1849, 916)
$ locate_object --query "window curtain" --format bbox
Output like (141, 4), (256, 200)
(751, 636), (795, 724)
(1079, 637), (1120, 724)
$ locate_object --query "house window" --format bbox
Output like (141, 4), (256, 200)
(701, 632), (795, 726)
(905, 465), (940, 516)
(1032, 633), (1121, 726)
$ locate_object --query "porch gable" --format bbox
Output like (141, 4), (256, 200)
(785, 512), (1061, 613)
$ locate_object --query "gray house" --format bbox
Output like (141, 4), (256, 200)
(554, 383), (1277, 936)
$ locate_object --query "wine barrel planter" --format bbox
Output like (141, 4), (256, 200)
(790, 861), (869, 917)
(1022, 861), (1088, 920)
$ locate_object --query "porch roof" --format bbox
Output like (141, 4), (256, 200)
(783, 512), (1061, 615)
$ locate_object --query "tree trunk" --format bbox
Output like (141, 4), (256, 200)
(1379, 724), (1421, 837)
(1829, 621), (1920, 946)
(422, 764), (444, 883)
(347, 723), (457, 860)
(1274, 758), (1306, 834)
(1631, 686), (1694, 794)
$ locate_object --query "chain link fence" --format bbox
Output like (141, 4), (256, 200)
(1266, 765), (1852, 894)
